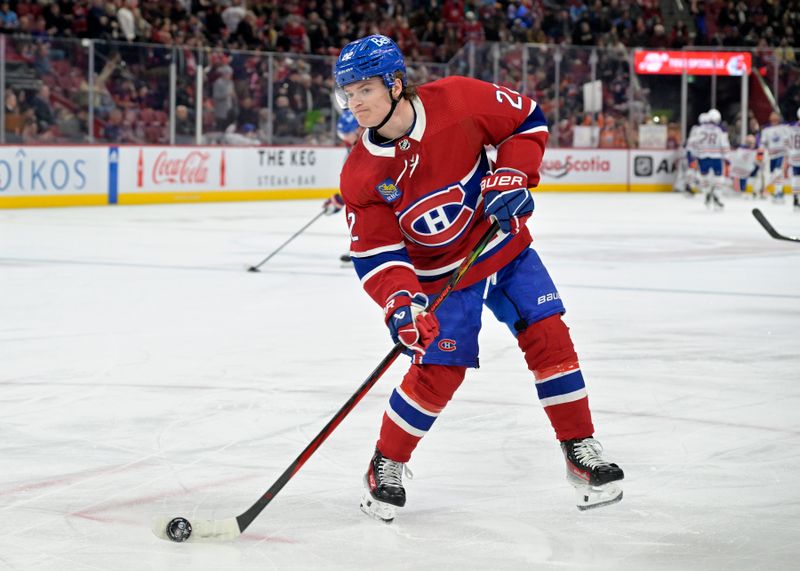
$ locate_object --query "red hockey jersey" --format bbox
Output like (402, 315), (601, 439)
(340, 76), (549, 309)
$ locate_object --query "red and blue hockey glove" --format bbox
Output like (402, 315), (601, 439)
(480, 167), (534, 235)
(322, 193), (345, 215)
(384, 292), (440, 355)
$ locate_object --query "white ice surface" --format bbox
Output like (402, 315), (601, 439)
(1, 193), (798, 570)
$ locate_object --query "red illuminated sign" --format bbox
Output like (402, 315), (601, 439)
(634, 51), (752, 76)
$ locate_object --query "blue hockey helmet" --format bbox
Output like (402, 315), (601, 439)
(334, 35), (406, 108)
(336, 110), (359, 139)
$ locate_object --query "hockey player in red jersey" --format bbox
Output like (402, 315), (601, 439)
(335, 34), (624, 522)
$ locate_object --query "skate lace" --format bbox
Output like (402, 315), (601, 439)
(378, 458), (413, 487)
(573, 438), (611, 469)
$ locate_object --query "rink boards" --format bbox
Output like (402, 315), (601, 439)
(0, 146), (678, 208)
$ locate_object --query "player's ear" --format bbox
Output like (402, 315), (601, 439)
(390, 77), (403, 100)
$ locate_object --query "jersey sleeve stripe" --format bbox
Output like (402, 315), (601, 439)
(512, 102), (548, 136)
(350, 242), (406, 258)
(495, 103), (549, 149)
(358, 260), (416, 285)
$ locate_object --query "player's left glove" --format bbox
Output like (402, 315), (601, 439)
(480, 167), (534, 235)
(322, 193), (345, 215)
(384, 292), (440, 355)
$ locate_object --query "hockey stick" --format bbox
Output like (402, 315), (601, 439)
(752, 208), (800, 243)
(247, 210), (327, 272)
(154, 221), (501, 542)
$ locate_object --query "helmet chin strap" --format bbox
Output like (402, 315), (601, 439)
(368, 89), (401, 133)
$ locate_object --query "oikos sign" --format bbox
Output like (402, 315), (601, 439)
(0, 149), (88, 192)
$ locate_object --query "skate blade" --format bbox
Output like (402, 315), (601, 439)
(573, 482), (623, 511)
(360, 490), (396, 523)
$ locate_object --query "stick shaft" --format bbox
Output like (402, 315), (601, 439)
(234, 222), (500, 533)
(249, 210), (326, 270)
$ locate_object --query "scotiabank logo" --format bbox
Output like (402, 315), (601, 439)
(137, 149), (226, 187)
(540, 155), (611, 179)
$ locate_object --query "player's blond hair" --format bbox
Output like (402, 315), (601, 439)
(394, 71), (418, 101)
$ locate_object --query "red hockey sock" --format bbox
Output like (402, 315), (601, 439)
(517, 314), (594, 441)
(376, 364), (466, 462)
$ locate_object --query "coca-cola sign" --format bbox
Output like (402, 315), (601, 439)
(151, 150), (209, 184)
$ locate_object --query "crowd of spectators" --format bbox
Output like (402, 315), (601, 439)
(1, 0), (799, 146)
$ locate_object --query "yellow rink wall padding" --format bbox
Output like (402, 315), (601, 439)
(0, 146), (681, 208)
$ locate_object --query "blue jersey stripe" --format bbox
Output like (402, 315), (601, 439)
(353, 248), (412, 282)
(389, 389), (437, 432)
(512, 103), (548, 136)
(535, 370), (586, 400)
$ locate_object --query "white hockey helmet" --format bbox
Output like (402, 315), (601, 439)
(707, 108), (722, 124)
(699, 112), (709, 124)
(796, 107), (800, 120)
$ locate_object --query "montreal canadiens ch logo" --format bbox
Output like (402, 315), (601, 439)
(398, 185), (474, 247)
(438, 339), (457, 352)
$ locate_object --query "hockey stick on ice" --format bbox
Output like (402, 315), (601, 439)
(752, 208), (800, 243)
(247, 210), (327, 272)
(154, 221), (501, 542)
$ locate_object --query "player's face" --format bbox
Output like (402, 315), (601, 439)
(342, 78), (391, 126)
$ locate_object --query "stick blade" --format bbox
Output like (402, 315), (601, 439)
(247, 266), (261, 273)
(151, 515), (241, 542)
(752, 208), (800, 242)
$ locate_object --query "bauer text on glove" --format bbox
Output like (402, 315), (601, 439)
(384, 293), (440, 354)
(480, 167), (534, 235)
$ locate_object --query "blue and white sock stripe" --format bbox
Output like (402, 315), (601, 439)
(535, 369), (588, 407)
(385, 387), (439, 438)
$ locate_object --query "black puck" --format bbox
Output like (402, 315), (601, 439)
(166, 517), (192, 542)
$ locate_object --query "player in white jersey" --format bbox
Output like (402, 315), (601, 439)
(687, 108), (730, 208)
(676, 112), (706, 196)
(757, 112), (791, 201)
(786, 108), (800, 210)
(729, 135), (762, 197)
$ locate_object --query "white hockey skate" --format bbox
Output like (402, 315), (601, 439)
(561, 438), (624, 511)
(359, 448), (411, 523)
(572, 481), (623, 511)
(360, 480), (398, 523)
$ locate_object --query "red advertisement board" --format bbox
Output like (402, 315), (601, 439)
(634, 51), (751, 76)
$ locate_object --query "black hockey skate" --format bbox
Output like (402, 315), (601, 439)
(360, 448), (409, 523)
(793, 194), (799, 210)
(561, 437), (624, 511)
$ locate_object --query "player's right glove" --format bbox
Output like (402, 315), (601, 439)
(384, 292), (440, 355)
(322, 193), (345, 215)
(480, 167), (534, 235)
